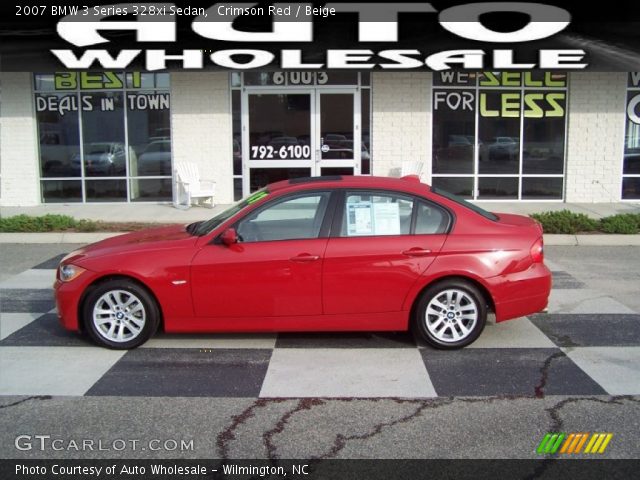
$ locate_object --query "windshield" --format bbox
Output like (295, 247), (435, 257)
(194, 188), (269, 236)
(431, 187), (498, 221)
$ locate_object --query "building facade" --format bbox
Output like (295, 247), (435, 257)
(1, 71), (639, 206)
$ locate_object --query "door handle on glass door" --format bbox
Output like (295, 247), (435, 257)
(401, 248), (432, 257)
(290, 254), (320, 262)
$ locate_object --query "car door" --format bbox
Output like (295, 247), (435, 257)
(323, 190), (450, 315)
(190, 191), (334, 318)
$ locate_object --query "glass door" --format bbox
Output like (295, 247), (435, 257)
(315, 89), (360, 177)
(243, 90), (315, 194)
(242, 88), (361, 195)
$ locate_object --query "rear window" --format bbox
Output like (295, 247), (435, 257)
(431, 187), (499, 222)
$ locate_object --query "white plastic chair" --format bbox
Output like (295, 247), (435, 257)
(401, 161), (425, 177)
(174, 162), (216, 209)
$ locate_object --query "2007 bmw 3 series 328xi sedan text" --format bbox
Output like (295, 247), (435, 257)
(54, 175), (551, 350)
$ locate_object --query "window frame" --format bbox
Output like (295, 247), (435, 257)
(33, 72), (172, 204)
(431, 72), (569, 202)
(622, 73), (640, 201)
(330, 189), (453, 238)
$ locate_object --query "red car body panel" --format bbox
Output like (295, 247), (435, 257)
(54, 176), (551, 335)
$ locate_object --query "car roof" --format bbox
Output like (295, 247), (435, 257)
(267, 175), (429, 195)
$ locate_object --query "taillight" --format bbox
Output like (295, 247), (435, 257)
(530, 237), (544, 263)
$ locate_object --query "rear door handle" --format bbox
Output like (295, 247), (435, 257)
(402, 248), (432, 257)
(290, 254), (321, 263)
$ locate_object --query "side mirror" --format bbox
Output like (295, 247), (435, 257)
(221, 228), (238, 246)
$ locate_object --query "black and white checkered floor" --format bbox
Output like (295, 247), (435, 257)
(1, 253), (639, 398)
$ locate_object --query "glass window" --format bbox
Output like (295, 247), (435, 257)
(85, 179), (127, 202)
(432, 177), (474, 199)
(522, 92), (566, 175)
(522, 177), (563, 200)
(249, 94), (311, 161)
(320, 94), (354, 160)
(478, 177), (519, 199)
(478, 91), (520, 175)
(237, 193), (331, 242)
(231, 88), (243, 201)
(341, 192), (414, 237)
(415, 202), (448, 234)
(81, 92), (126, 178)
(41, 180), (82, 203)
(127, 92), (171, 178)
(35, 93), (81, 178)
(433, 90), (475, 174)
(623, 73), (640, 199)
(361, 89), (371, 175)
(34, 73), (172, 202)
(130, 178), (172, 202)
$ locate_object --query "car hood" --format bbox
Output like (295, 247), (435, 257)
(62, 224), (197, 265)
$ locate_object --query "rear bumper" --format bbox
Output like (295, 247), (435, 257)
(488, 263), (552, 322)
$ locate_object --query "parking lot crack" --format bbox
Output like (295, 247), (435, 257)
(263, 398), (325, 460)
(0, 395), (51, 409)
(534, 351), (566, 398)
(216, 398), (288, 459)
(315, 397), (457, 459)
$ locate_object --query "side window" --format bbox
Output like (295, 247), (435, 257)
(237, 192), (331, 243)
(341, 192), (414, 237)
(415, 201), (449, 234)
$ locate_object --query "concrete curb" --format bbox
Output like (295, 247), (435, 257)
(0, 232), (126, 244)
(544, 234), (640, 246)
(1, 232), (640, 246)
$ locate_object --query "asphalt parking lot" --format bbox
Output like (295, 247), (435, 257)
(0, 244), (639, 460)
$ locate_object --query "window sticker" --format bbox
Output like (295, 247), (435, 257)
(347, 202), (373, 236)
(373, 203), (401, 235)
(346, 200), (401, 236)
(247, 191), (269, 204)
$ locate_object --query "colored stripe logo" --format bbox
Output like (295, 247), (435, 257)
(537, 433), (613, 455)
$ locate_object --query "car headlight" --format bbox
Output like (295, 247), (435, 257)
(59, 264), (86, 282)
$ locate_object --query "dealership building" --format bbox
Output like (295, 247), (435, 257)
(0, 70), (639, 206)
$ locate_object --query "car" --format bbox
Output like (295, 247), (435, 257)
(54, 175), (551, 350)
(72, 142), (127, 176)
(137, 140), (172, 176)
(486, 136), (519, 161)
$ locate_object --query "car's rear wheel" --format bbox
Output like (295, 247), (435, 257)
(413, 280), (487, 349)
(83, 279), (159, 349)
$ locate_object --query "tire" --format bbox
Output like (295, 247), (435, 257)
(412, 280), (487, 349)
(82, 279), (159, 349)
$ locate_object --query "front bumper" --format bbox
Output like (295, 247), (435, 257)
(54, 271), (97, 331)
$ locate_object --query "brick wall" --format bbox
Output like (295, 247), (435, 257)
(170, 72), (234, 204)
(0, 72), (40, 206)
(371, 72), (431, 178)
(565, 72), (628, 203)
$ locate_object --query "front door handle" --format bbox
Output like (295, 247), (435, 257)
(290, 254), (321, 263)
(402, 248), (432, 257)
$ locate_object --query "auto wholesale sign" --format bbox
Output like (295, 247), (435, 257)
(49, 2), (585, 71)
(2, 1), (640, 72)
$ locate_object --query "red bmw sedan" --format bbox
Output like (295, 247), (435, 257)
(54, 175), (551, 350)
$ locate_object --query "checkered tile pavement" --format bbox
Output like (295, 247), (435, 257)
(1, 253), (639, 398)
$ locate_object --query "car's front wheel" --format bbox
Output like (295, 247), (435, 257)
(83, 279), (159, 349)
(413, 280), (487, 349)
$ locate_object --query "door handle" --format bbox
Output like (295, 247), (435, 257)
(290, 254), (321, 263)
(402, 248), (432, 257)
